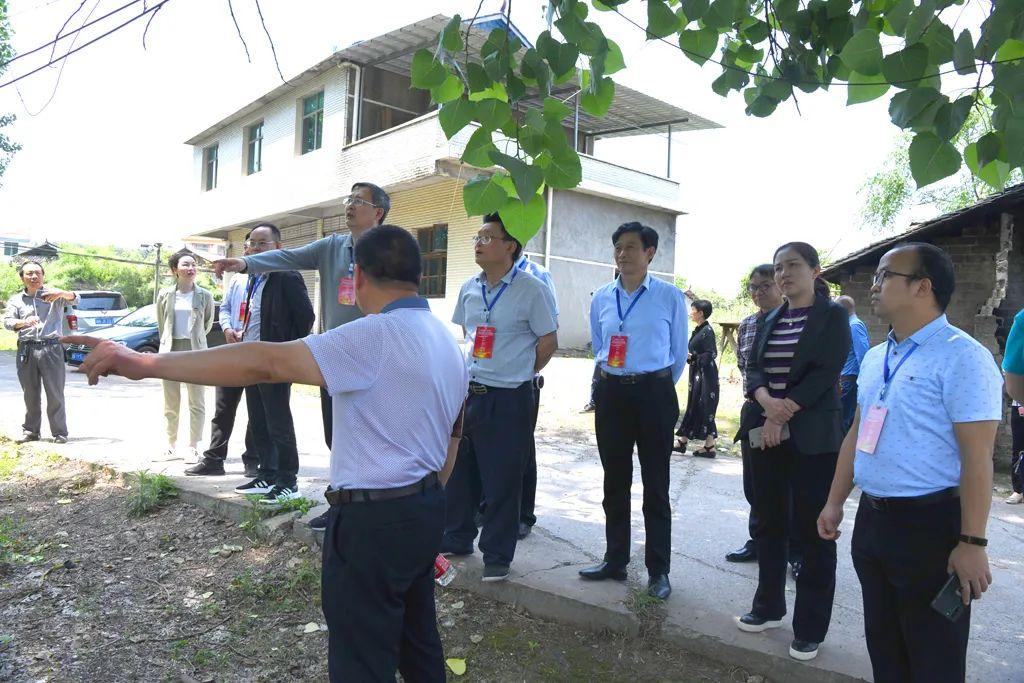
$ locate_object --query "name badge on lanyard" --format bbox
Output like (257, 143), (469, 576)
(473, 269), (517, 361)
(608, 286), (646, 369)
(857, 339), (918, 454)
(338, 247), (356, 305)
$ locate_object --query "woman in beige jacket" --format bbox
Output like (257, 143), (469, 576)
(156, 249), (215, 461)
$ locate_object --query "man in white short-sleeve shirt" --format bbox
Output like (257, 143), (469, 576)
(817, 242), (1002, 683)
(66, 226), (467, 683)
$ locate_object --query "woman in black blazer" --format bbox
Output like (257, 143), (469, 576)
(734, 242), (851, 663)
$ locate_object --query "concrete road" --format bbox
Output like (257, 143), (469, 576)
(1, 351), (1021, 682)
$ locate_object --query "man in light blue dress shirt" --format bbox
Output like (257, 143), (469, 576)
(514, 253), (558, 539)
(818, 243), (1002, 683)
(443, 214), (558, 582)
(579, 222), (688, 601)
(835, 295), (871, 433)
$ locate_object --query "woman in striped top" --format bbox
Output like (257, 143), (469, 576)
(734, 242), (851, 664)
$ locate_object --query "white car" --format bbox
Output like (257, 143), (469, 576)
(64, 290), (130, 333)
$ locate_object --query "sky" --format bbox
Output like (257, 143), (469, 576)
(0, 0), (971, 294)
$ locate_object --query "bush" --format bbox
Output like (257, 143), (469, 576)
(126, 471), (178, 517)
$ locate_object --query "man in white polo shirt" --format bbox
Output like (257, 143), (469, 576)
(67, 226), (468, 683)
(818, 242), (1002, 683)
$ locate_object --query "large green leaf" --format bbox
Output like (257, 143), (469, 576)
(975, 132), (1005, 169)
(430, 73), (464, 104)
(711, 68), (749, 96)
(905, 0), (935, 43)
(462, 128), (499, 168)
(965, 142), (1013, 190)
(580, 76), (615, 116)
(466, 62), (491, 92)
(953, 30), (976, 75)
(839, 28), (883, 75)
(884, 0), (913, 35)
(681, 0), (710, 23)
(543, 146), (583, 189)
(1005, 114), (1024, 167)
(679, 28), (719, 66)
(603, 39), (626, 74)
(475, 99), (512, 130)
(908, 132), (961, 187)
(647, 0), (683, 38)
(498, 193), (547, 244)
(463, 174), (511, 215)
(488, 151), (545, 201)
(933, 95), (973, 140)
(468, 81), (509, 103)
(542, 97), (572, 122)
(702, 0), (741, 30)
(847, 71), (889, 104)
(881, 43), (930, 87)
(921, 21), (955, 64)
(441, 15), (463, 52)
(438, 98), (476, 138)
(410, 49), (447, 89)
(996, 39), (1024, 63)
(537, 31), (580, 78)
(741, 18), (771, 43)
(888, 87), (944, 129)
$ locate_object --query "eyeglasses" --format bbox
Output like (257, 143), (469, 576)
(343, 196), (377, 208)
(473, 235), (507, 245)
(244, 240), (274, 248)
(747, 282), (775, 294)
(872, 269), (920, 286)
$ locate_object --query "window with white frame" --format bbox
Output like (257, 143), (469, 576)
(301, 91), (324, 154)
(203, 144), (218, 191)
(246, 121), (263, 175)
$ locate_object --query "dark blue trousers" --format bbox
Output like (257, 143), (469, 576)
(840, 378), (858, 435)
(444, 381), (534, 567)
(321, 484), (446, 682)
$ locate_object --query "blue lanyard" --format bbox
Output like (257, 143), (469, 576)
(615, 285), (646, 331)
(880, 338), (919, 400)
(347, 243), (354, 276)
(481, 268), (518, 322)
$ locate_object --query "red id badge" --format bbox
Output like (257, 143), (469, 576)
(857, 405), (888, 454)
(338, 277), (355, 305)
(472, 325), (496, 359)
(608, 334), (628, 368)
(238, 300), (248, 322)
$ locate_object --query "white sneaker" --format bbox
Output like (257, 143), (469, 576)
(258, 486), (301, 506)
(1006, 492), (1023, 504)
(184, 447), (201, 464)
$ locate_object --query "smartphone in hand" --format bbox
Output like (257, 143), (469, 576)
(931, 573), (969, 622)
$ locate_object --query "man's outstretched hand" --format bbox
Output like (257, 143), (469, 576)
(61, 336), (151, 385)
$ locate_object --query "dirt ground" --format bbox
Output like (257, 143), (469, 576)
(0, 439), (762, 683)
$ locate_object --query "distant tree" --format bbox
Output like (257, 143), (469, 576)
(0, 0), (21, 185)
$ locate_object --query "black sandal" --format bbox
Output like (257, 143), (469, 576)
(672, 439), (689, 454)
(694, 445), (717, 458)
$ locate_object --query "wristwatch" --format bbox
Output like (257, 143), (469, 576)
(958, 534), (988, 547)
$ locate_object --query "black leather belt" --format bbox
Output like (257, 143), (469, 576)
(325, 472), (438, 506)
(862, 487), (959, 513)
(19, 338), (61, 346)
(468, 380), (531, 395)
(599, 367), (672, 385)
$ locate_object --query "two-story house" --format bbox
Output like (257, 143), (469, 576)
(183, 14), (720, 348)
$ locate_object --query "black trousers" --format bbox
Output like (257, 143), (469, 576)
(202, 385), (258, 470)
(595, 373), (678, 575)
(589, 363), (600, 404)
(520, 379), (541, 527)
(749, 440), (838, 642)
(740, 423), (803, 561)
(1011, 408), (1024, 494)
(444, 382), (533, 567)
(245, 382), (299, 489)
(320, 386), (333, 450)
(852, 496), (968, 683)
(322, 483), (445, 683)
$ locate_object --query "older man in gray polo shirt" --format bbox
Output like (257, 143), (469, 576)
(69, 225), (467, 683)
(442, 213), (558, 582)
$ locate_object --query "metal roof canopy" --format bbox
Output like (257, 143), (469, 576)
(185, 14), (720, 145)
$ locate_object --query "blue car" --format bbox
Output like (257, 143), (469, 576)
(64, 303), (225, 366)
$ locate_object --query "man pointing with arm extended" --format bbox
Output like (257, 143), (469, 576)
(68, 226), (468, 683)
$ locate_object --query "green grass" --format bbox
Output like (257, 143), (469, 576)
(125, 471), (178, 517)
(0, 442), (19, 479)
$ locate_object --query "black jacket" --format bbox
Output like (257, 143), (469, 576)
(738, 294), (851, 455)
(254, 271), (315, 343)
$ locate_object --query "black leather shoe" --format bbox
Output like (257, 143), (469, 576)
(578, 562), (627, 581)
(185, 460), (225, 476)
(735, 612), (783, 633)
(517, 522), (532, 540)
(647, 574), (671, 600)
(725, 540), (757, 563)
(789, 638), (820, 661)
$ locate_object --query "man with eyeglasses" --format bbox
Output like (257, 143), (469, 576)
(187, 229), (262, 477)
(213, 183), (389, 525)
(835, 295), (871, 434)
(442, 213), (558, 583)
(818, 243), (1001, 683)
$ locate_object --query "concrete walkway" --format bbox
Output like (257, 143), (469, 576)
(2, 353), (1021, 682)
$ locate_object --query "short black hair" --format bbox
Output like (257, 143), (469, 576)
(748, 263), (774, 280)
(354, 225), (421, 287)
(692, 299), (713, 319)
(18, 260), (44, 276)
(611, 222), (659, 251)
(168, 248), (198, 271)
(896, 242), (955, 311)
(250, 222), (281, 241)
(483, 212), (523, 260)
(352, 182), (391, 223)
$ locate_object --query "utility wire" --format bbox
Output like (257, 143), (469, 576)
(0, 0), (169, 90)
